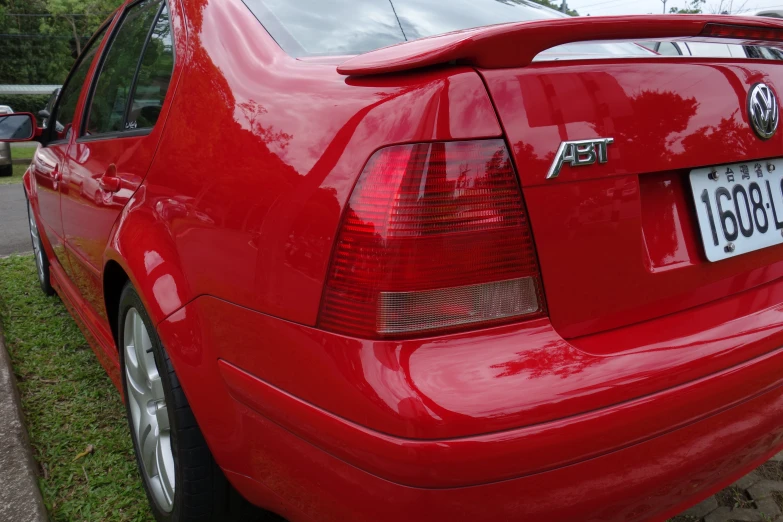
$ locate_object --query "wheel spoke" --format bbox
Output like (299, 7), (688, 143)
(124, 344), (148, 397)
(149, 375), (164, 401)
(138, 413), (158, 475)
(132, 313), (150, 376)
(126, 371), (148, 407)
(156, 434), (175, 506)
(155, 401), (169, 432)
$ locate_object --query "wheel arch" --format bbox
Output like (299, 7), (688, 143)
(22, 167), (32, 197)
(103, 189), (192, 345)
(103, 259), (129, 349)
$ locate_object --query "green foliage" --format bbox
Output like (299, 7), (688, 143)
(0, 255), (153, 521)
(0, 0), (122, 85)
(669, 0), (706, 13)
(0, 1), (71, 84)
(0, 94), (50, 114)
(38, 0), (120, 55)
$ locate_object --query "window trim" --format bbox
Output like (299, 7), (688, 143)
(45, 17), (114, 146)
(77, 128), (152, 143)
(78, 0), (172, 141)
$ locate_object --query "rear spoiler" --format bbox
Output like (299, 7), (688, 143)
(337, 14), (783, 76)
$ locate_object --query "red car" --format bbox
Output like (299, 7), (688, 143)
(4, 0), (783, 520)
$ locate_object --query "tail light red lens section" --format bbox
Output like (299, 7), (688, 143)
(319, 139), (545, 339)
(700, 23), (783, 43)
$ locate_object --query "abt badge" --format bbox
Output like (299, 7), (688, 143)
(546, 138), (614, 179)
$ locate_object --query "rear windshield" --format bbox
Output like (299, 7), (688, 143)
(243, 0), (650, 58)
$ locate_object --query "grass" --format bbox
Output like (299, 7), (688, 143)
(0, 254), (152, 521)
(715, 486), (755, 510)
(0, 145), (35, 185)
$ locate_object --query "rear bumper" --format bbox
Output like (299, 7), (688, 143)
(218, 345), (783, 490)
(224, 380), (783, 522)
(156, 286), (783, 521)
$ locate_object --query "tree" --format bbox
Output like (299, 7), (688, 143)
(530, 0), (579, 16)
(39, 0), (117, 56)
(0, 0), (120, 85)
(708, 0), (750, 14)
(669, 0), (706, 13)
(0, 0), (70, 84)
(500, 0), (579, 16)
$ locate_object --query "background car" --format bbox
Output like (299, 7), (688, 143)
(0, 105), (13, 176)
(639, 39), (783, 58)
(38, 88), (62, 133)
(639, 10), (783, 58)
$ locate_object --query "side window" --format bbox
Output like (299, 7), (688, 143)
(84, 0), (166, 136)
(127, 5), (174, 130)
(49, 25), (108, 142)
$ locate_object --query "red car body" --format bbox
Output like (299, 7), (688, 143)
(16, 0), (783, 520)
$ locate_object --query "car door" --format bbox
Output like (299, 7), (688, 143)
(32, 25), (109, 271)
(61, 0), (175, 319)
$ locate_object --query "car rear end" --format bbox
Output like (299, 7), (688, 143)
(154, 2), (783, 521)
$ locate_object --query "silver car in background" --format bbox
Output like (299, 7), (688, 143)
(639, 10), (783, 59)
(0, 105), (12, 177)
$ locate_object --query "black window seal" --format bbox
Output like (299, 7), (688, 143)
(76, 128), (153, 143)
(79, 0), (168, 139)
(44, 16), (115, 147)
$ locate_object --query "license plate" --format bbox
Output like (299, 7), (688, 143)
(690, 160), (783, 262)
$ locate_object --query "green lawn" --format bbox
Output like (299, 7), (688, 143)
(0, 146), (35, 185)
(0, 255), (152, 521)
(11, 145), (36, 160)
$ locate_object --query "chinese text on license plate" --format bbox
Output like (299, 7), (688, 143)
(691, 160), (783, 262)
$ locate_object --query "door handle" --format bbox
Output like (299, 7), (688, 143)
(52, 164), (61, 183)
(99, 164), (121, 193)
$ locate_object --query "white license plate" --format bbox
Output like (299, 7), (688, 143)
(690, 160), (783, 262)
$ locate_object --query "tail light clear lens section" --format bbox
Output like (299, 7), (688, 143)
(319, 139), (545, 339)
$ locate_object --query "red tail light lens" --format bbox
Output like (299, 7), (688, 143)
(700, 23), (783, 43)
(318, 139), (545, 339)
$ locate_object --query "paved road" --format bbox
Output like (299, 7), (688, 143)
(0, 184), (29, 257)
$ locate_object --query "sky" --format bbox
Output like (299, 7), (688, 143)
(566, 0), (783, 16)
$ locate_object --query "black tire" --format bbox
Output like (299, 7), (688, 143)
(26, 197), (54, 296)
(0, 164), (12, 177)
(118, 283), (272, 522)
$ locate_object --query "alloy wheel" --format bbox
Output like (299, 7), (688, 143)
(27, 201), (45, 285)
(123, 308), (176, 512)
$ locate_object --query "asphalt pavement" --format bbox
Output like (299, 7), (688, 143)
(0, 183), (29, 257)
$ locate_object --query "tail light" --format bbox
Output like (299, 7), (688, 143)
(318, 139), (545, 339)
(700, 23), (783, 43)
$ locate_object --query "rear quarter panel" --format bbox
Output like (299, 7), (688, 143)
(135, 0), (502, 326)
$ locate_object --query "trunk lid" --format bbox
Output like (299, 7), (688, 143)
(337, 14), (783, 339)
(481, 60), (783, 338)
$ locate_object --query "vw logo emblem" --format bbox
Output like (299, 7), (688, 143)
(748, 83), (779, 140)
